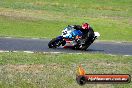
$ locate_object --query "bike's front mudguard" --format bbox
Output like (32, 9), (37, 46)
(56, 36), (63, 40)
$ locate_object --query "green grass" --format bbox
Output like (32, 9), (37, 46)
(0, 1), (132, 88)
(0, 0), (132, 41)
(0, 52), (131, 88)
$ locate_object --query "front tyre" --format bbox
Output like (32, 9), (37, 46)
(48, 38), (59, 48)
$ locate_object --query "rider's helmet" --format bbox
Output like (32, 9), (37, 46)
(82, 23), (90, 30)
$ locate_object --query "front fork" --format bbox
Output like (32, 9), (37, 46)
(56, 36), (66, 46)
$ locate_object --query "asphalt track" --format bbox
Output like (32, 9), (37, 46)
(0, 37), (132, 55)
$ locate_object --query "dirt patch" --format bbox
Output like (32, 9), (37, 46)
(4, 64), (44, 73)
(0, 8), (64, 21)
(79, 59), (131, 74)
(1, 63), (65, 74)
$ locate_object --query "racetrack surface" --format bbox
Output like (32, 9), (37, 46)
(0, 37), (132, 55)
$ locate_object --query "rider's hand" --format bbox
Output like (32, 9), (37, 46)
(76, 35), (82, 39)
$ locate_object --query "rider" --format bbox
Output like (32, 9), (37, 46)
(73, 23), (95, 43)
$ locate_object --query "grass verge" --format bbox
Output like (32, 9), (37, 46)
(0, 0), (132, 41)
(0, 52), (131, 88)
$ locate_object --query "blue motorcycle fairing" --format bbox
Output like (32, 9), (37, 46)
(65, 34), (72, 39)
(72, 30), (83, 37)
(51, 36), (63, 46)
(63, 30), (83, 39)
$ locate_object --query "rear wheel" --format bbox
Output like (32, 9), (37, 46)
(80, 32), (95, 50)
(80, 37), (94, 50)
(81, 42), (91, 50)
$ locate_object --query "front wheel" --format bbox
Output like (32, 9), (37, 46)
(48, 38), (60, 48)
(48, 36), (66, 48)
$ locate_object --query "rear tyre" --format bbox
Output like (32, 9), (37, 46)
(81, 33), (95, 50)
(81, 38), (93, 50)
(81, 43), (91, 50)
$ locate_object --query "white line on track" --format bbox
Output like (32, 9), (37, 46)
(31, 38), (40, 40)
(0, 50), (10, 53)
(0, 50), (132, 56)
(23, 51), (34, 53)
(123, 55), (132, 57)
(107, 54), (117, 56)
(4, 37), (12, 38)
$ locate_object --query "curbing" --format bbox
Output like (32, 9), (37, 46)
(0, 36), (49, 40)
(0, 50), (62, 54)
(0, 50), (10, 53)
(23, 51), (34, 53)
(0, 50), (131, 56)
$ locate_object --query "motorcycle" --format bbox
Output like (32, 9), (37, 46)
(48, 25), (100, 50)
